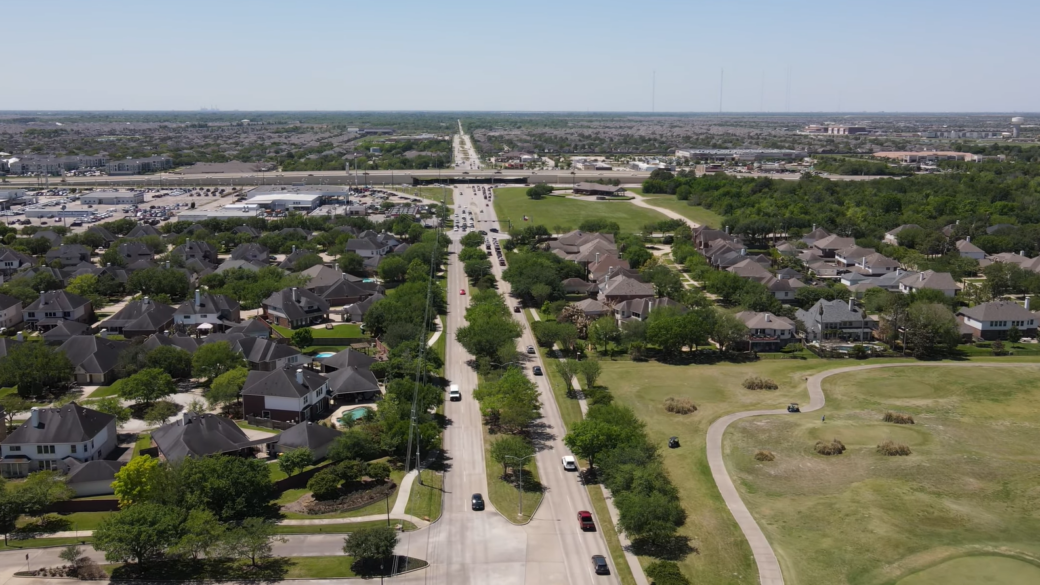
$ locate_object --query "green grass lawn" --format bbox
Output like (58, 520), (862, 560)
(0, 536), (93, 551)
(492, 187), (669, 234)
(393, 185), (454, 206)
(482, 426), (543, 524)
(404, 469), (443, 522)
(280, 469), (405, 519)
(0, 387), (17, 399)
(725, 365), (1040, 585)
(88, 385), (121, 398)
(131, 433), (151, 458)
(525, 309), (583, 432)
(635, 192), (725, 228)
(273, 519), (416, 534)
(103, 555), (425, 580)
(271, 323), (366, 339)
(235, 421), (282, 435)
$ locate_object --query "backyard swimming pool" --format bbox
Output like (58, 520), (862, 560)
(338, 407), (372, 425)
(315, 352), (336, 358)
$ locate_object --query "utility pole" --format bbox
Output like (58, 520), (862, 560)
(719, 68), (724, 115)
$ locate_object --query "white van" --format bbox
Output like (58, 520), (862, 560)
(449, 384), (461, 401)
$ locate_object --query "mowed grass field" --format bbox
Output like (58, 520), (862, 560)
(492, 187), (669, 233)
(634, 192), (725, 228)
(725, 365), (1040, 585)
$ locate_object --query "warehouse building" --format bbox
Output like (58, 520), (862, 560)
(245, 185), (347, 211)
(81, 192), (145, 205)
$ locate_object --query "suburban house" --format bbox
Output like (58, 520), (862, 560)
(230, 243), (270, 263)
(319, 348), (377, 374)
(144, 333), (201, 354)
(117, 242), (154, 262)
(857, 253), (902, 276)
(728, 258), (773, 279)
(45, 245), (91, 267)
(151, 413), (269, 463)
(275, 421), (342, 460)
(0, 404), (117, 478)
(812, 235), (856, 259)
(774, 241), (799, 257)
(796, 299), (876, 342)
(0, 294), (23, 330)
(85, 226), (117, 247)
(227, 318), (272, 339)
(32, 230), (63, 248)
(279, 248), (313, 271)
(231, 336), (303, 371)
(171, 240), (219, 265)
(956, 238), (986, 260)
(800, 226), (831, 246)
(572, 298), (614, 319)
(0, 247), (36, 276)
(216, 259), (264, 273)
(883, 224), (921, 246)
(299, 265), (349, 290)
(341, 293), (384, 322)
(174, 291), (241, 330)
(43, 321), (92, 344)
(562, 278), (597, 296)
(757, 276), (802, 301)
(63, 459), (126, 497)
(60, 335), (128, 384)
(548, 231), (618, 263)
(263, 287), (330, 328)
(835, 246), (876, 267)
(24, 291), (93, 330)
(615, 297), (686, 323)
(125, 224), (162, 238)
(588, 256), (630, 282)
(345, 236), (391, 258)
(600, 276), (655, 303)
(232, 226), (262, 238)
(241, 368), (331, 423)
(327, 366), (381, 403)
(736, 311), (797, 351)
(100, 298), (176, 337)
(897, 270), (960, 297)
(957, 301), (1037, 341)
(318, 279), (381, 307)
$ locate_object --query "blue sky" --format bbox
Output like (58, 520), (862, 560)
(4, 0), (1036, 112)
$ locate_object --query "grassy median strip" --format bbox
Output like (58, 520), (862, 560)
(405, 469), (444, 522)
(525, 308), (584, 431)
(274, 520), (417, 534)
(587, 485), (637, 585)
(0, 536), (94, 551)
(482, 426), (543, 524)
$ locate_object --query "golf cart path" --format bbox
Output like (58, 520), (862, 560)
(707, 361), (1040, 585)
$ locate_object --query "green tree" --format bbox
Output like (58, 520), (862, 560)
(564, 419), (626, 469)
(526, 184), (552, 199)
(144, 401), (180, 425)
(1007, 325), (1023, 344)
(307, 469), (342, 501)
(645, 561), (691, 585)
(172, 508), (224, 560)
(0, 396), (31, 432)
(192, 341), (245, 381)
(338, 252), (366, 275)
(378, 256), (409, 283)
(587, 317), (620, 353)
(220, 517), (284, 567)
(459, 231), (484, 248)
(489, 435), (535, 478)
(342, 525), (399, 569)
(577, 359), (602, 389)
(0, 342), (74, 399)
(906, 302), (961, 359)
(291, 328), (314, 348)
(712, 310), (749, 352)
(178, 455), (275, 522)
(118, 368), (177, 406)
(364, 461), (391, 482)
(93, 503), (185, 565)
(206, 367), (248, 409)
(113, 455), (165, 508)
(145, 347), (193, 379)
(329, 429), (380, 462)
(279, 448), (313, 477)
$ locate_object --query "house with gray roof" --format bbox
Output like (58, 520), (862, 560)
(24, 290), (93, 330)
(572, 298), (614, 318)
(117, 241), (154, 262)
(898, 270), (960, 297)
(174, 290), (241, 330)
(800, 226), (831, 246)
(0, 294), (22, 330)
(171, 240), (219, 264)
(143, 333), (200, 353)
(0, 247), (36, 276)
(300, 265), (347, 291)
(216, 258), (265, 273)
(957, 300), (1037, 341)
(60, 335), (128, 384)
(242, 368), (330, 423)
(0, 404), (117, 478)
(796, 299), (875, 342)
(263, 287), (329, 328)
(812, 235), (856, 258)
(600, 276), (655, 303)
(42, 321), (91, 344)
(318, 278), (380, 307)
(276, 421), (342, 460)
(230, 243), (270, 263)
(32, 230), (63, 248)
(226, 318), (272, 339)
(883, 224), (922, 246)
(955, 238), (986, 260)
(85, 226), (117, 247)
(341, 293), (383, 322)
(63, 459), (126, 497)
(125, 224), (162, 239)
(615, 297), (686, 324)
(151, 413), (270, 463)
(100, 298), (176, 338)
(318, 347), (377, 373)
(736, 311), (797, 351)
(45, 244), (90, 267)
(327, 366), (380, 402)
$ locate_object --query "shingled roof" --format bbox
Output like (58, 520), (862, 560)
(2, 403), (114, 445)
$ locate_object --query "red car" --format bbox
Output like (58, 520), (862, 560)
(577, 510), (595, 531)
(460, 289), (466, 295)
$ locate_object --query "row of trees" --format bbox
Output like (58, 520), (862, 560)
(455, 289), (522, 371)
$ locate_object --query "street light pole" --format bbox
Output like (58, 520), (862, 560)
(505, 454), (536, 517)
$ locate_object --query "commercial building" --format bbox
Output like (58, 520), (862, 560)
(105, 156), (173, 175)
(24, 208), (94, 219)
(873, 151), (979, 164)
(674, 148), (807, 162)
(803, 125), (870, 135)
(245, 185), (347, 211)
(80, 191), (145, 205)
(5, 155), (108, 175)
(175, 207), (262, 222)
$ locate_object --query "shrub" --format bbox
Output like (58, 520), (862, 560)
(664, 397), (697, 414)
(814, 439), (846, 456)
(646, 560), (691, 585)
(742, 376), (778, 390)
(882, 411), (915, 425)
(754, 450), (775, 462)
(877, 441), (912, 456)
(307, 469), (342, 501)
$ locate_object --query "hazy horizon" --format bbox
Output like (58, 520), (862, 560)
(3, 0), (1037, 112)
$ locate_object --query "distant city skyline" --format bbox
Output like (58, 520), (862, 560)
(3, 0), (1037, 113)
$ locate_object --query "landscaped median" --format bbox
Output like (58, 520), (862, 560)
(91, 555), (428, 581)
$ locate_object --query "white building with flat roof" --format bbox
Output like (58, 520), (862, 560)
(81, 192), (145, 205)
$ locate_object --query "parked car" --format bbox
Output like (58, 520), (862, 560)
(471, 494), (484, 511)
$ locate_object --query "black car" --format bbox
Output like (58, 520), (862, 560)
(668, 436), (680, 449)
(471, 493), (484, 511)
(592, 555), (609, 575)
(533, 366), (542, 376)
(489, 228), (499, 233)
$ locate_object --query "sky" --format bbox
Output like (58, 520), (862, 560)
(3, 0), (1037, 112)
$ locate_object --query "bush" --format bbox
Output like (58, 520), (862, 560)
(882, 411), (915, 425)
(742, 376), (778, 390)
(754, 450), (775, 462)
(877, 441), (912, 456)
(663, 397), (697, 414)
(646, 560), (691, 585)
(814, 439), (846, 456)
(307, 469), (342, 501)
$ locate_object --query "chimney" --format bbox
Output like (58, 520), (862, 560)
(812, 223), (817, 232)
(919, 273), (924, 281)
(1026, 297), (1032, 311)
(106, 263), (111, 267)
(15, 332), (23, 342)
(30, 407), (39, 428)
(595, 252), (600, 264)
(144, 297), (150, 305)
(40, 291), (46, 304)
(740, 248), (746, 256)
(182, 412), (191, 425)
(195, 289), (201, 306)
(765, 313), (771, 322)
(296, 369), (304, 385)
(965, 236), (970, 243)
(165, 260), (170, 269)
(1021, 250), (1026, 257)
(848, 298), (854, 311)
(292, 287), (300, 302)
(724, 225), (730, 234)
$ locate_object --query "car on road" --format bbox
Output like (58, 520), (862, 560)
(591, 555), (609, 575)
(449, 385), (461, 402)
(471, 494), (484, 511)
(460, 289), (466, 295)
(490, 228), (499, 233)
(513, 305), (521, 313)
(526, 345), (535, 354)
(562, 455), (578, 471)
(577, 511), (595, 531)
(532, 366), (542, 376)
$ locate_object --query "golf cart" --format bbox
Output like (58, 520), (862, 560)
(787, 403), (800, 413)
